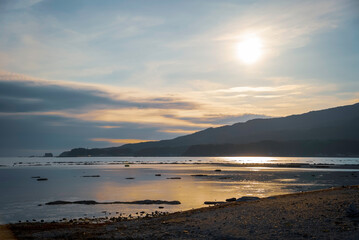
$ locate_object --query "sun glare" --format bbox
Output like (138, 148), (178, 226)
(237, 36), (263, 64)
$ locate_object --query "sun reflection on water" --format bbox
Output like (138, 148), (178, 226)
(219, 156), (279, 164)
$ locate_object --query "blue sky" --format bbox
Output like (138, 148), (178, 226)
(0, 0), (358, 156)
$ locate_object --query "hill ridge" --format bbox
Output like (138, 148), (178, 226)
(60, 102), (359, 157)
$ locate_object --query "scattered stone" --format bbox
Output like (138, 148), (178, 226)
(126, 177), (135, 179)
(124, 165), (130, 167)
(214, 169), (222, 172)
(347, 204), (359, 217)
(82, 175), (100, 177)
(191, 174), (208, 177)
(167, 177), (181, 179)
(155, 174), (161, 176)
(159, 206), (164, 209)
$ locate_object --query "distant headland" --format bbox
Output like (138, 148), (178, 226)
(60, 102), (359, 157)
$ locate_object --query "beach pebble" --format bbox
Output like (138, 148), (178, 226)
(347, 203), (359, 217)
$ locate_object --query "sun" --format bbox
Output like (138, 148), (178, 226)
(236, 36), (263, 64)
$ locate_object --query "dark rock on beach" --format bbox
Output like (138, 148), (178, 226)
(347, 203), (359, 218)
(166, 177), (181, 179)
(82, 175), (100, 177)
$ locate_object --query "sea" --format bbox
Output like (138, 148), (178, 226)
(0, 156), (359, 224)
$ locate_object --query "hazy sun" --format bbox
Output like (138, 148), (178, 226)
(237, 36), (263, 64)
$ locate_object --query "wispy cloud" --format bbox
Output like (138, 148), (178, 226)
(2, 0), (44, 10)
(72, 108), (219, 128)
(91, 138), (154, 144)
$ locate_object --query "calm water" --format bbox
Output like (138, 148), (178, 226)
(0, 156), (359, 224)
(1, 156), (359, 166)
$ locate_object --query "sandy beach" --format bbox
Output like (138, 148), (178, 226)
(2, 185), (359, 239)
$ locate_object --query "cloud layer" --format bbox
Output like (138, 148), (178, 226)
(0, 72), (273, 156)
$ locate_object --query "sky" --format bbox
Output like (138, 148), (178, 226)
(0, 0), (358, 156)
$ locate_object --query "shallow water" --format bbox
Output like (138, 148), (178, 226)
(1, 156), (359, 166)
(0, 157), (359, 224)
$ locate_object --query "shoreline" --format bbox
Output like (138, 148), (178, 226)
(3, 185), (359, 239)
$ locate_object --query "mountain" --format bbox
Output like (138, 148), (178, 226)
(60, 102), (359, 157)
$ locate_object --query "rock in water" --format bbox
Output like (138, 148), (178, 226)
(37, 178), (48, 181)
(236, 196), (260, 202)
(204, 201), (226, 205)
(226, 197), (236, 202)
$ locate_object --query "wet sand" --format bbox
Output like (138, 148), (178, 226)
(1, 185), (359, 239)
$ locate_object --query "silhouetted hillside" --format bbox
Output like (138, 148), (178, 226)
(60, 102), (359, 157)
(183, 140), (359, 157)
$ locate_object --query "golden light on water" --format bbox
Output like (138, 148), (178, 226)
(236, 36), (263, 64)
(220, 156), (278, 164)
